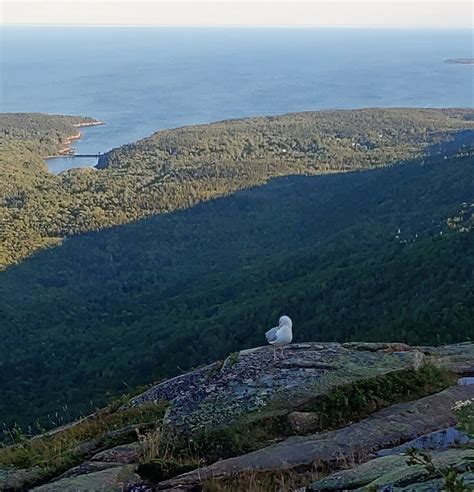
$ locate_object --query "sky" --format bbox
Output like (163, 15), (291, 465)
(1, 0), (473, 28)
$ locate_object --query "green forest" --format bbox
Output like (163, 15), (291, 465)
(1, 109), (473, 268)
(0, 113), (98, 156)
(0, 109), (473, 434)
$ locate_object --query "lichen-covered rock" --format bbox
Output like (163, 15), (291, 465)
(432, 342), (474, 375)
(131, 342), (425, 433)
(342, 342), (412, 352)
(129, 363), (221, 406)
(54, 461), (123, 480)
(91, 442), (142, 464)
(9, 342), (474, 491)
(309, 454), (408, 490)
(157, 385), (474, 489)
(0, 466), (43, 491)
(308, 451), (474, 490)
(32, 464), (141, 491)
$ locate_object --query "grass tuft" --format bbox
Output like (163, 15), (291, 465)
(136, 425), (203, 482)
(0, 400), (168, 484)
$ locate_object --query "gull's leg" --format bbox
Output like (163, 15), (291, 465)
(273, 345), (277, 361)
(281, 346), (285, 359)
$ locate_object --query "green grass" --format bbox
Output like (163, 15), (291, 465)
(136, 424), (203, 482)
(454, 400), (474, 437)
(202, 468), (320, 492)
(301, 364), (454, 429)
(227, 352), (240, 366)
(0, 364), (456, 490)
(0, 400), (167, 486)
(180, 365), (454, 464)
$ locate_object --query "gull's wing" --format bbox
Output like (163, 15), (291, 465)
(265, 326), (279, 344)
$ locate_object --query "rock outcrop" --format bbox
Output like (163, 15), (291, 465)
(1, 342), (473, 492)
(33, 465), (141, 491)
(157, 384), (474, 489)
(130, 342), (425, 434)
(309, 448), (474, 490)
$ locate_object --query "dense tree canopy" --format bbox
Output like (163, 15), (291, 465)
(1, 109), (473, 268)
(0, 133), (472, 432)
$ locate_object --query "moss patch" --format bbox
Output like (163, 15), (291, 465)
(182, 365), (454, 464)
(299, 363), (454, 429)
(227, 352), (240, 367)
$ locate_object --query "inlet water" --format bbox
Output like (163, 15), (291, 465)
(46, 156), (99, 174)
(2, 27), (473, 173)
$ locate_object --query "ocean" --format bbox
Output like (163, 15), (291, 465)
(1, 27), (472, 173)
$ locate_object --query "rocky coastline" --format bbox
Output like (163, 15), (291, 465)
(56, 120), (104, 157)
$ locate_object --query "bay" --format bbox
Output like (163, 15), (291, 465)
(1, 27), (472, 172)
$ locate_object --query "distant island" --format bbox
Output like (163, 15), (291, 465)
(444, 58), (474, 65)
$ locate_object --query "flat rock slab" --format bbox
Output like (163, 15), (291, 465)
(342, 342), (412, 352)
(91, 442), (142, 464)
(131, 342), (424, 432)
(431, 342), (474, 375)
(157, 384), (474, 489)
(0, 466), (43, 491)
(274, 360), (337, 370)
(32, 465), (141, 491)
(55, 461), (123, 480)
(309, 448), (474, 490)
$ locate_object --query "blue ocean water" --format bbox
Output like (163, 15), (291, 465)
(1, 27), (473, 172)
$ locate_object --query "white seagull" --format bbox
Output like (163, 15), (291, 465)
(265, 315), (293, 360)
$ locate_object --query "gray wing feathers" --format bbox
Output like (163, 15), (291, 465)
(265, 326), (279, 343)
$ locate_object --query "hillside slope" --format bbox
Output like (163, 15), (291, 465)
(0, 114), (101, 265)
(0, 145), (472, 432)
(1, 109), (473, 268)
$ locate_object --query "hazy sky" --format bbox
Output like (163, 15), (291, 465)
(1, 0), (473, 28)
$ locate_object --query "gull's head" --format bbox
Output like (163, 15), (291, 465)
(279, 315), (292, 328)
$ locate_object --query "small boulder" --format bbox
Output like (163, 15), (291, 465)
(287, 412), (320, 434)
(91, 442), (142, 464)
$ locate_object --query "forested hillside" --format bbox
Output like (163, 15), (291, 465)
(1, 109), (473, 268)
(0, 113), (98, 156)
(0, 114), (100, 265)
(0, 143), (472, 432)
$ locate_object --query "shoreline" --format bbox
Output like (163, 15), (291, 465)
(58, 132), (82, 156)
(46, 120), (104, 158)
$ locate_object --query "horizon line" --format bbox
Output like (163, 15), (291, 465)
(2, 23), (473, 29)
